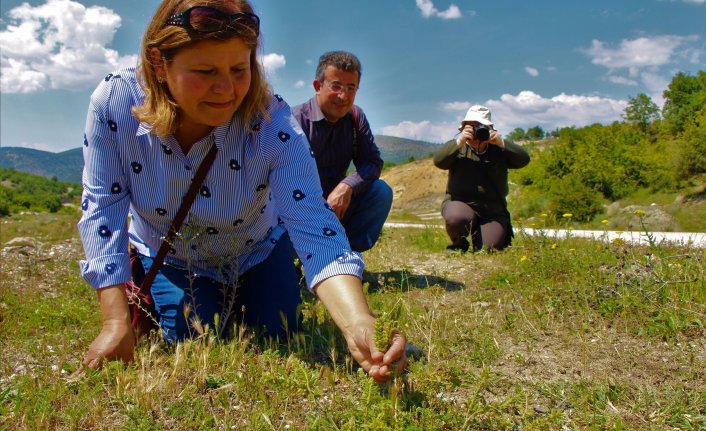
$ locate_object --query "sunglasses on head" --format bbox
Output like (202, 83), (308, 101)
(165, 6), (260, 35)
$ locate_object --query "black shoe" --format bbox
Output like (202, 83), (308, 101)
(445, 237), (469, 253)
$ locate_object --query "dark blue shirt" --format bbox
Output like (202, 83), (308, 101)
(292, 97), (383, 197)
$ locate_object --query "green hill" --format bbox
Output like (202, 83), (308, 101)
(374, 135), (440, 164)
(0, 147), (83, 183)
(0, 168), (81, 216)
(0, 136), (440, 182)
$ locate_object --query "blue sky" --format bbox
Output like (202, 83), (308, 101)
(1, 0), (705, 152)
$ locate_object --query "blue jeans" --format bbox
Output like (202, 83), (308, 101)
(139, 233), (301, 342)
(340, 179), (393, 252)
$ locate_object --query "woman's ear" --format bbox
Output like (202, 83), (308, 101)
(149, 48), (165, 82)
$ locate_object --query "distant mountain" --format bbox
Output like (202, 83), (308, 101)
(374, 135), (442, 164)
(0, 147), (83, 184)
(0, 136), (441, 183)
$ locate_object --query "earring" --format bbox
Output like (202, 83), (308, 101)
(157, 76), (165, 84)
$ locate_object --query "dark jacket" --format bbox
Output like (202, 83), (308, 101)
(433, 139), (530, 219)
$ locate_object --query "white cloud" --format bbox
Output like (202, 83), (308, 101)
(260, 53), (286, 75)
(581, 34), (702, 97)
(680, 0), (705, 4)
(416, 0), (463, 19)
(294, 80), (306, 89)
(582, 35), (696, 69)
(0, 0), (135, 93)
(381, 120), (458, 143)
(381, 90), (628, 142)
(487, 91), (628, 132)
(525, 66), (539, 77)
(440, 101), (471, 111)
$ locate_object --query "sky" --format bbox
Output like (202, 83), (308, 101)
(1, 0), (705, 152)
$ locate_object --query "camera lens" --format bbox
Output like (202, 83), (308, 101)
(474, 125), (490, 142)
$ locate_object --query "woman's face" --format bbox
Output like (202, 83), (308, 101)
(158, 37), (252, 139)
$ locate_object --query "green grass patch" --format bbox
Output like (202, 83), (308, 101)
(1, 220), (704, 430)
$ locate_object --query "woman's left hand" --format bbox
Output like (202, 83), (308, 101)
(345, 315), (407, 383)
(489, 130), (505, 148)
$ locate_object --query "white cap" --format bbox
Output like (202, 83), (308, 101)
(461, 105), (493, 126)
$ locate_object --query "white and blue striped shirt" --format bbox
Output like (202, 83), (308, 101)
(78, 68), (363, 290)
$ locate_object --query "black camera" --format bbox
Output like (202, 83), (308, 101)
(473, 125), (490, 142)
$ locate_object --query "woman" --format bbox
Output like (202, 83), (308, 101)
(79, 0), (405, 383)
(433, 105), (530, 252)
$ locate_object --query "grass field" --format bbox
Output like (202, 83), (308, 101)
(1, 212), (704, 430)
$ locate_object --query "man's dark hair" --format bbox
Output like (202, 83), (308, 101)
(315, 51), (362, 82)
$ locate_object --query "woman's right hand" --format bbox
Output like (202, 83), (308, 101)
(83, 320), (135, 369)
(82, 284), (135, 369)
(456, 125), (474, 148)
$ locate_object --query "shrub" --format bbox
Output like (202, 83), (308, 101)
(547, 174), (604, 222)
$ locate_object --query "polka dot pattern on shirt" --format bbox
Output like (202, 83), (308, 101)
(79, 68), (363, 290)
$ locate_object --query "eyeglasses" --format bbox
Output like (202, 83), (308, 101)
(165, 6), (260, 35)
(324, 81), (358, 94)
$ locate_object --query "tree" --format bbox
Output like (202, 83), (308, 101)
(662, 70), (706, 133)
(675, 110), (706, 179)
(624, 93), (660, 132)
(526, 126), (545, 140)
(506, 127), (526, 141)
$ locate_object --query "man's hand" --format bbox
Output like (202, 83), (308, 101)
(326, 182), (353, 220)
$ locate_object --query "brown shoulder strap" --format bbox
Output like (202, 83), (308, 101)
(139, 142), (218, 290)
(351, 106), (360, 159)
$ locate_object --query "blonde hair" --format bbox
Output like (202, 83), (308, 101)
(132, 0), (271, 136)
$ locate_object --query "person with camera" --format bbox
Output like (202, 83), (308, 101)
(433, 105), (530, 252)
(78, 0), (405, 383)
(292, 51), (392, 253)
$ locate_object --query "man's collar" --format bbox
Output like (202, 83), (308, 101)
(309, 96), (327, 122)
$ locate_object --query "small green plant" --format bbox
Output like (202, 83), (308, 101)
(373, 311), (396, 352)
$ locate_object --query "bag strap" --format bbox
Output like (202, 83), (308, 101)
(350, 106), (360, 160)
(139, 142), (218, 290)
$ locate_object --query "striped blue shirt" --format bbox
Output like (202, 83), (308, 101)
(78, 68), (363, 290)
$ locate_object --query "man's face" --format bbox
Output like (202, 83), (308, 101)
(314, 65), (359, 123)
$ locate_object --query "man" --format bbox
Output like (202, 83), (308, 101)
(292, 51), (392, 252)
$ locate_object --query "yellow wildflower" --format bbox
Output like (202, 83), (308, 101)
(562, 213), (573, 218)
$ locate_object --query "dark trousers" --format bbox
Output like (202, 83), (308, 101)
(442, 200), (510, 252)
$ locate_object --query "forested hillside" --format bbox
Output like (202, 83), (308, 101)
(0, 168), (81, 216)
(374, 135), (440, 165)
(508, 70), (706, 223)
(0, 147), (83, 183)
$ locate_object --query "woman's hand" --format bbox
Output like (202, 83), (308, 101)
(82, 284), (135, 369)
(489, 129), (505, 148)
(83, 319), (135, 369)
(344, 315), (407, 383)
(315, 275), (408, 383)
(456, 125), (475, 148)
